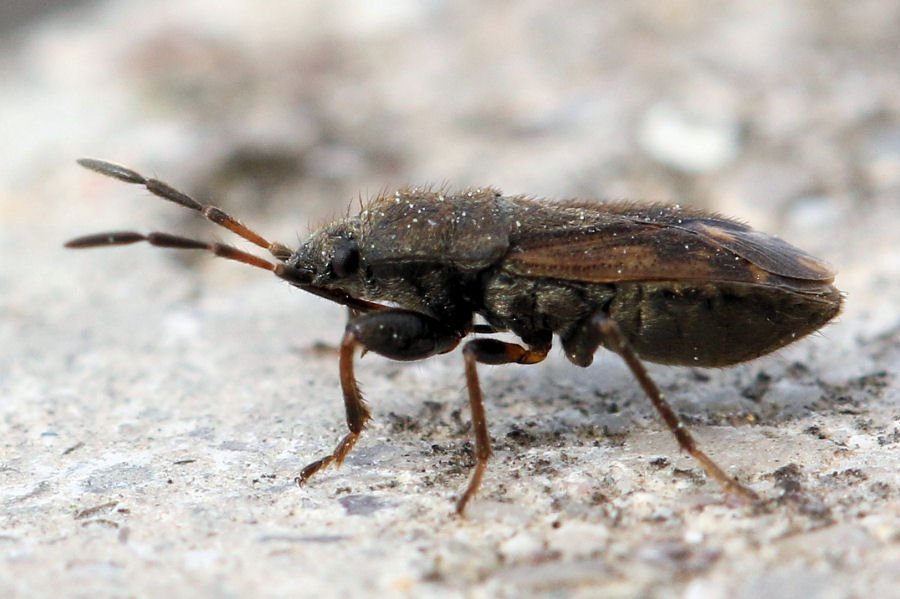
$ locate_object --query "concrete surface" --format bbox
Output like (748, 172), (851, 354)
(2, 1), (899, 598)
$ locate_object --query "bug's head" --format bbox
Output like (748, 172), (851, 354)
(277, 220), (366, 295)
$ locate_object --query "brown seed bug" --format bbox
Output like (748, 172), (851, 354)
(66, 158), (842, 514)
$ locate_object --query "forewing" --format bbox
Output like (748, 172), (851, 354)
(503, 208), (835, 289)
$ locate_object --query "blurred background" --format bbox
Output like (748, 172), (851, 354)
(3, 1), (895, 227)
(2, 2), (899, 598)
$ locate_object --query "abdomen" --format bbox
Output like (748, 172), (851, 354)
(605, 281), (842, 366)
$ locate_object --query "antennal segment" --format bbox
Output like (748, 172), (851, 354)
(77, 158), (293, 261)
(65, 230), (277, 272)
(65, 230), (388, 313)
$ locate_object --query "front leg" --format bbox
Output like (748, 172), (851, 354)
(296, 310), (464, 487)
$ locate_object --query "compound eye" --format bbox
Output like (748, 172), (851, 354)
(331, 239), (359, 278)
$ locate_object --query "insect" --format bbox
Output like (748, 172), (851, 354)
(67, 158), (842, 514)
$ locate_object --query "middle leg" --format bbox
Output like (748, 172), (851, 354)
(458, 335), (550, 514)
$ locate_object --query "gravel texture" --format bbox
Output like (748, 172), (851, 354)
(2, 1), (899, 598)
